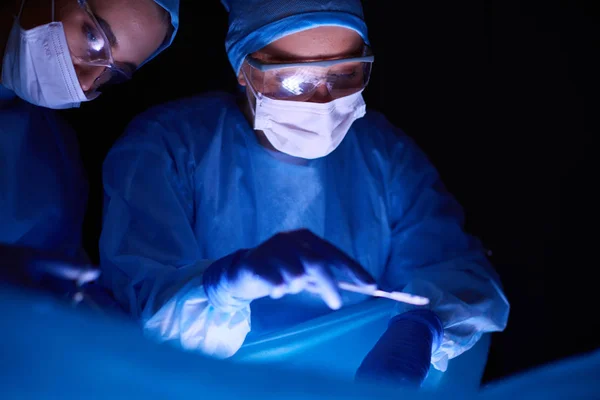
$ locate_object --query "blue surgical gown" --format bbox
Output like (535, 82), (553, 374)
(0, 85), (88, 259)
(100, 92), (509, 370)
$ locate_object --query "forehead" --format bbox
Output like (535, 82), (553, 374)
(87, 0), (167, 65)
(255, 26), (365, 63)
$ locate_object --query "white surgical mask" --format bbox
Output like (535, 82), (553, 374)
(245, 75), (367, 160)
(1, 0), (90, 109)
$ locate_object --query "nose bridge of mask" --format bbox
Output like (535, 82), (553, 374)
(260, 90), (364, 119)
(254, 95), (335, 135)
(253, 90), (367, 160)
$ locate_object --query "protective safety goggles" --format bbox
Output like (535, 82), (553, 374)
(243, 49), (374, 101)
(68, 0), (134, 92)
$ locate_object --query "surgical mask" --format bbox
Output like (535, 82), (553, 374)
(245, 72), (367, 159)
(1, 0), (90, 109)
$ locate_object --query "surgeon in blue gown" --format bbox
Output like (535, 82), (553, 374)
(100, 0), (510, 386)
(0, 0), (179, 260)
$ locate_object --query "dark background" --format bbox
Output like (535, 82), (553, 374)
(61, 0), (596, 383)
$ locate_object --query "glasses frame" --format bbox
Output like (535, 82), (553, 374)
(73, 0), (133, 91)
(243, 48), (375, 100)
(245, 54), (374, 72)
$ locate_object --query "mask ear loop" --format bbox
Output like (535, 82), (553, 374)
(16, 0), (54, 21)
(16, 0), (27, 18)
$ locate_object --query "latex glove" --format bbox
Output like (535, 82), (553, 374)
(202, 229), (376, 312)
(355, 309), (443, 387)
(0, 244), (98, 289)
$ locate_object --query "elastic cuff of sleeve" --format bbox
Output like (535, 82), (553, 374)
(390, 309), (444, 353)
(202, 249), (251, 313)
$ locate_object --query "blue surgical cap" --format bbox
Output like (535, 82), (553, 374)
(221, 0), (369, 75)
(140, 0), (180, 67)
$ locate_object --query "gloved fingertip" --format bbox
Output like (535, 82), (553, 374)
(348, 268), (376, 287)
(327, 295), (342, 310)
(270, 285), (286, 299)
(362, 283), (377, 292)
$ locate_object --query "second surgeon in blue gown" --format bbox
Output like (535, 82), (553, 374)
(100, 0), (510, 386)
(0, 0), (179, 259)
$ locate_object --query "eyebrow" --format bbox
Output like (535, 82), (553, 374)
(259, 48), (366, 64)
(96, 16), (118, 47)
(95, 16), (139, 71)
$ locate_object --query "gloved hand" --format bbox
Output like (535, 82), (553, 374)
(0, 243), (99, 290)
(355, 309), (443, 387)
(202, 229), (376, 311)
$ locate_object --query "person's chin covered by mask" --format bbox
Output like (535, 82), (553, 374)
(0, 0), (172, 109)
(236, 26), (368, 160)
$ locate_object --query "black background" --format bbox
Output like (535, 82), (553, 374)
(60, 0), (597, 383)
